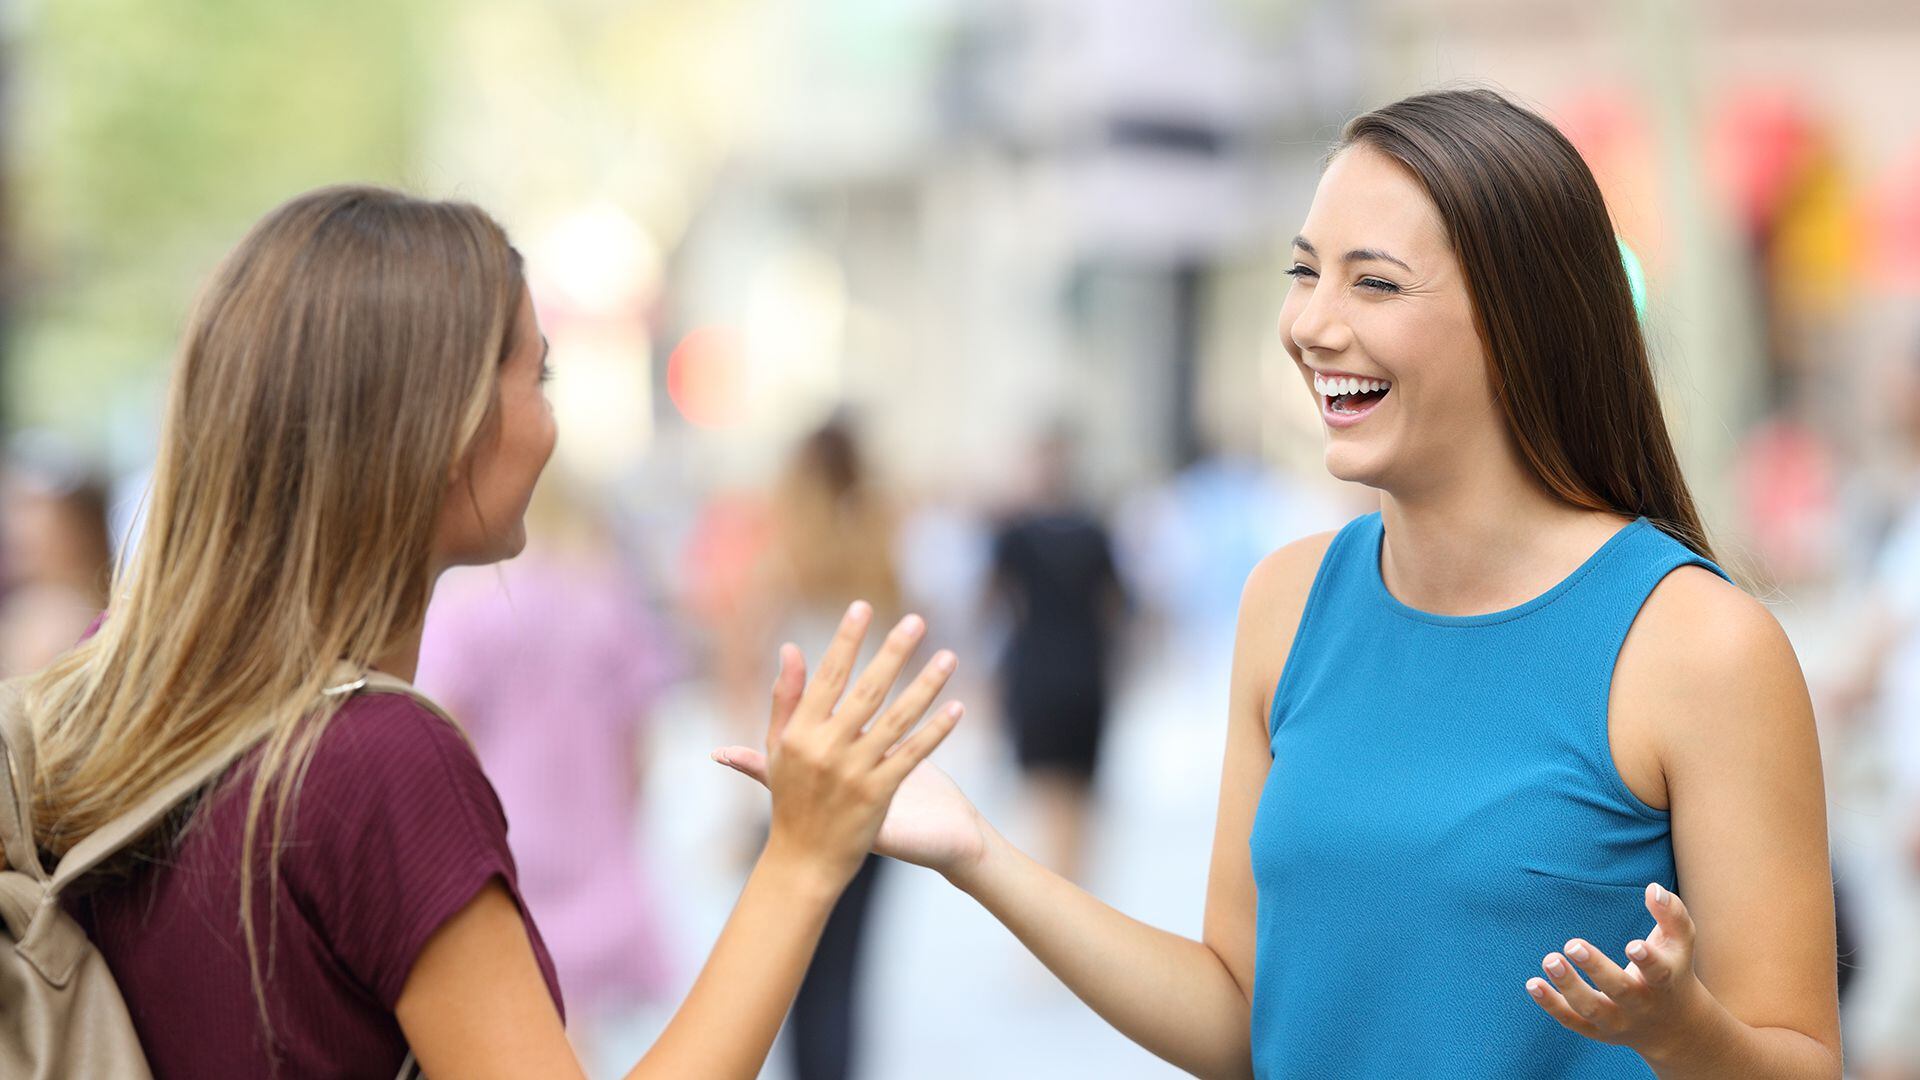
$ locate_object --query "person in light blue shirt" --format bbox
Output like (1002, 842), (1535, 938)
(719, 88), (1842, 1079)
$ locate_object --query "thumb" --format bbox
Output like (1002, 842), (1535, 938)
(1644, 882), (1695, 949)
(711, 745), (772, 788)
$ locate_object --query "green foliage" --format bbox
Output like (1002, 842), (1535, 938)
(6, 0), (431, 441)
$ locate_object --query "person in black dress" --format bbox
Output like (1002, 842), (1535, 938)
(988, 430), (1127, 884)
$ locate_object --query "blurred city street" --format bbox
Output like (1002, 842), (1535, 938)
(5, 0), (1920, 1076)
(594, 642), (1232, 1080)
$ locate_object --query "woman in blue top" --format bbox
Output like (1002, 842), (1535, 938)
(720, 89), (1842, 1078)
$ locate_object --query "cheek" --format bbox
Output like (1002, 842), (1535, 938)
(501, 386), (554, 465)
(527, 400), (558, 475)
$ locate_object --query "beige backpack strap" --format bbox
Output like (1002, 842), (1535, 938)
(15, 665), (464, 988)
(0, 679), (46, 884)
(46, 724), (269, 897)
(17, 734), (251, 987)
(46, 664), (465, 898)
(325, 662), (471, 748)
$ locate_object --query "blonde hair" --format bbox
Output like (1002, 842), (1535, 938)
(771, 421), (901, 617)
(18, 185), (524, 1038)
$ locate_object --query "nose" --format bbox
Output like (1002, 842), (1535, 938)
(1286, 278), (1352, 357)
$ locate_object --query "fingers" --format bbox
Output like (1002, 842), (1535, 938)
(1526, 976), (1600, 1039)
(711, 746), (770, 787)
(875, 701), (965, 786)
(1560, 939), (1644, 1004)
(826, 613), (927, 737)
(1637, 882), (1695, 985)
(792, 602), (875, 728)
(854, 649), (957, 761)
(765, 643), (806, 747)
(1539, 949), (1616, 1029)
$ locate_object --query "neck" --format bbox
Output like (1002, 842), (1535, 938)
(372, 565), (443, 683)
(1376, 454), (1627, 617)
(372, 627), (424, 684)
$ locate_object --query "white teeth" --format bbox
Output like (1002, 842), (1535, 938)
(1313, 373), (1391, 399)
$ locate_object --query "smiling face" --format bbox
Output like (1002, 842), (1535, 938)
(1278, 143), (1507, 496)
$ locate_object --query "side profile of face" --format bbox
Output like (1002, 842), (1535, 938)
(1277, 143), (1503, 495)
(433, 285), (557, 570)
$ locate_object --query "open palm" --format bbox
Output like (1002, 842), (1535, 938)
(713, 745), (988, 878)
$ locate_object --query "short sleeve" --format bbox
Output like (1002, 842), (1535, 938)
(282, 693), (558, 1013)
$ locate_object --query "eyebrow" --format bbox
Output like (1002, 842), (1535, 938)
(1292, 236), (1414, 274)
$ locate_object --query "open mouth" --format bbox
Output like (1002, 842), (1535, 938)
(1313, 372), (1391, 416)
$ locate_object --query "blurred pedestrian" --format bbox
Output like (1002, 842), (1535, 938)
(725, 417), (904, 1080)
(986, 427), (1126, 884)
(0, 438), (113, 677)
(1828, 341), (1920, 1080)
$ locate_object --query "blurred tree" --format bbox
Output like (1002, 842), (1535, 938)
(1, 0), (15, 425)
(3, 0), (429, 446)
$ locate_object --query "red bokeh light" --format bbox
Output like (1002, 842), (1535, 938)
(666, 325), (748, 428)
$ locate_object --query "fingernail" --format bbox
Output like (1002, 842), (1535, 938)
(1565, 942), (1588, 962)
(1626, 941), (1648, 961)
(1651, 884), (1668, 907)
(847, 600), (870, 621)
(1545, 956), (1565, 974)
(936, 651), (956, 672)
(711, 751), (729, 765)
(947, 702), (965, 718)
(899, 614), (925, 637)
(1527, 980), (1545, 998)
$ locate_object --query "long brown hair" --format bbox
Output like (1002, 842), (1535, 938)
(19, 185), (524, 1035)
(772, 419), (901, 617)
(1338, 89), (1715, 561)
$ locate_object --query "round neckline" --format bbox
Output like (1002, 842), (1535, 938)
(1366, 515), (1650, 627)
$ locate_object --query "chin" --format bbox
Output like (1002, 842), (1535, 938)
(496, 524), (530, 562)
(462, 524), (529, 568)
(1322, 442), (1389, 489)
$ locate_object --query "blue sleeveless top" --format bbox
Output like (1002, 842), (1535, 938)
(1249, 512), (1731, 1078)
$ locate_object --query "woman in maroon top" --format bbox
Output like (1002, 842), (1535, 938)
(8, 186), (964, 1078)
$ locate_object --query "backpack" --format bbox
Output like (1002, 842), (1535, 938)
(0, 669), (441, 1080)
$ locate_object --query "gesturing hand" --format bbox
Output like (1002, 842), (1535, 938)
(1526, 883), (1713, 1055)
(740, 601), (965, 891)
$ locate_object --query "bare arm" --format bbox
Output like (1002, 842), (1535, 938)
(1646, 572), (1841, 1078)
(942, 533), (1331, 1078)
(398, 604), (964, 1080)
(1532, 567), (1842, 1079)
(397, 848), (845, 1080)
(709, 535), (1333, 1077)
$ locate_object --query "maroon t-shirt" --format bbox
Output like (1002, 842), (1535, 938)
(67, 691), (565, 1079)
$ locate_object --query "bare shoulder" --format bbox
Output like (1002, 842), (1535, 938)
(1241, 530), (1339, 630)
(1234, 530), (1340, 715)
(1629, 565), (1799, 684)
(1616, 563), (1810, 750)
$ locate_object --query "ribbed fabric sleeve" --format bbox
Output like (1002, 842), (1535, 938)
(73, 692), (563, 1080)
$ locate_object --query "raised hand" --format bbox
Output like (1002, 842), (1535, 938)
(715, 608), (988, 883)
(1526, 882), (1712, 1055)
(746, 601), (967, 890)
(715, 738), (990, 880)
